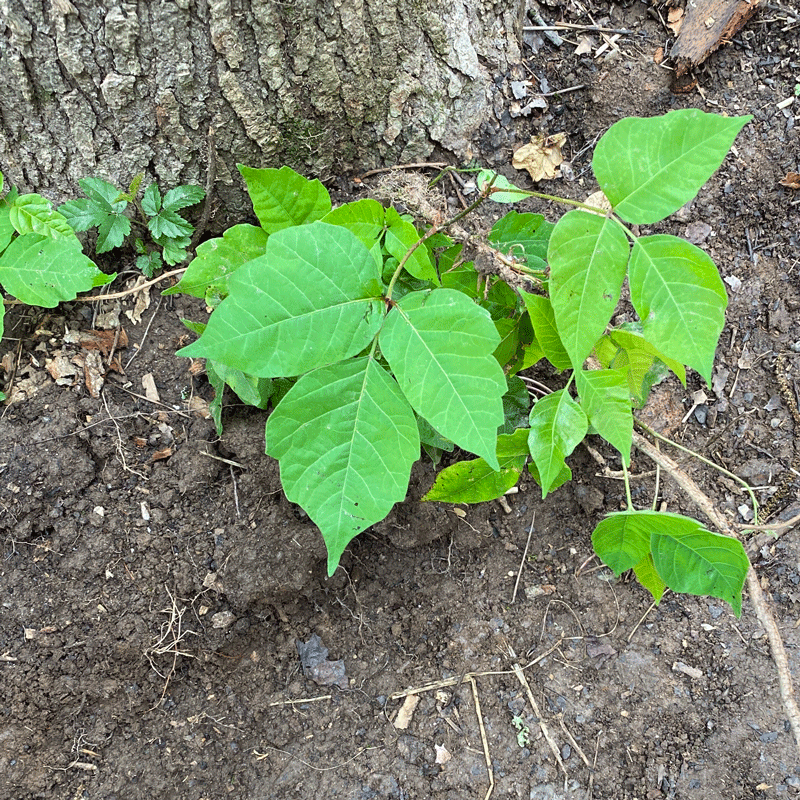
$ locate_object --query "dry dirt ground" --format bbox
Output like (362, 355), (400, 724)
(2, 2), (800, 799)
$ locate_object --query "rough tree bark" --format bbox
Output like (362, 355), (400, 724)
(0, 0), (524, 220)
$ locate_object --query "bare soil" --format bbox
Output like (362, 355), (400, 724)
(2, 3), (800, 798)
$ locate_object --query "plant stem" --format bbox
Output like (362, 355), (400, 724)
(385, 225), (440, 301)
(622, 458), (633, 511)
(635, 418), (760, 524)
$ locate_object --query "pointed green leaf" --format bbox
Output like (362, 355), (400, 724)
(178, 222), (385, 377)
(0, 199), (14, 253)
(58, 198), (111, 232)
(162, 184), (205, 212)
(593, 110), (752, 224)
(648, 512), (748, 616)
(79, 177), (127, 210)
(322, 199), (386, 249)
(591, 511), (652, 575)
(548, 211), (629, 369)
(148, 207), (193, 240)
(0, 234), (114, 307)
(417, 417), (454, 453)
(384, 207), (439, 283)
(527, 459), (571, 493)
(493, 316), (522, 369)
(628, 235), (726, 384)
(158, 234), (191, 266)
(501, 375), (531, 434)
(422, 428), (529, 504)
(575, 368), (633, 465)
(528, 389), (588, 497)
(141, 183), (162, 216)
(163, 224), (268, 300)
(95, 211), (131, 253)
(488, 211), (554, 272)
(477, 170), (529, 203)
(632, 553), (666, 604)
(596, 327), (686, 407)
(238, 164), (331, 233)
(380, 288), (506, 469)
(520, 291), (571, 371)
(207, 359), (272, 410)
(10, 194), (74, 239)
(266, 356), (420, 576)
(205, 358), (227, 436)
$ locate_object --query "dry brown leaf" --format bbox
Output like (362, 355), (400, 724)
(583, 190), (612, 212)
(188, 395), (212, 419)
(779, 171), (800, 189)
(393, 694), (420, 730)
(45, 354), (77, 384)
(574, 35), (594, 56)
(142, 372), (160, 403)
(667, 6), (684, 35)
(124, 276), (151, 325)
(83, 350), (105, 398)
(512, 133), (567, 182)
(151, 446), (173, 461)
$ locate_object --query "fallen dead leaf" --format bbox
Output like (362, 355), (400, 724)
(667, 6), (684, 35)
(574, 35), (594, 56)
(83, 350), (105, 398)
(45, 354), (77, 384)
(512, 132), (567, 182)
(151, 446), (174, 461)
(124, 276), (151, 325)
(434, 743), (452, 765)
(142, 372), (160, 403)
(188, 395), (212, 419)
(583, 190), (612, 212)
(779, 171), (800, 189)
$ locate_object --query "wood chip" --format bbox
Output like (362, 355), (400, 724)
(393, 694), (420, 730)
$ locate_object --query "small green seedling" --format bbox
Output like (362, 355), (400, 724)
(59, 174), (204, 276)
(0, 171), (115, 398)
(173, 110), (752, 614)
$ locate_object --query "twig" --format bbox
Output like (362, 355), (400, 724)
(268, 694), (332, 707)
(359, 161), (449, 180)
(633, 431), (800, 754)
(512, 513), (536, 604)
(74, 267), (186, 302)
(523, 24), (632, 34)
(469, 676), (495, 800)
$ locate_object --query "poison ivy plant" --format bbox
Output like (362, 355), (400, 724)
(59, 174), (204, 276)
(173, 110), (751, 614)
(0, 171), (115, 399)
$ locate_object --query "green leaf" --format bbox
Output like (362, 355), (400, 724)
(632, 553), (666, 604)
(650, 513), (748, 616)
(95, 211), (131, 253)
(164, 224), (268, 301)
(322, 199), (386, 249)
(422, 428), (529, 503)
(476, 170), (529, 203)
(441, 260), (480, 298)
(178, 221), (385, 377)
(141, 183), (162, 216)
(0, 200), (14, 253)
(266, 356), (420, 576)
(595, 327), (686, 407)
(488, 211), (554, 272)
(548, 211), (630, 370)
(592, 510), (749, 615)
(205, 358), (272, 436)
(79, 177), (127, 209)
(148, 207), (193, 240)
(493, 316), (522, 369)
(575, 368), (633, 465)
(592, 110), (752, 224)
(528, 459), (571, 493)
(527, 388), (588, 497)
(520, 291), (571, 371)
(380, 288), (506, 469)
(417, 417), (454, 453)
(205, 358), (227, 436)
(58, 198), (111, 232)
(10, 194), (75, 239)
(0, 234), (114, 307)
(384, 207), (439, 283)
(501, 375), (531, 434)
(238, 164), (331, 233)
(628, 235), (726, 384)
(157, 234), (190, 266)
(591, 512), (651, 575)
(136, 251), (162, 278)
(162, 184), (205, 212)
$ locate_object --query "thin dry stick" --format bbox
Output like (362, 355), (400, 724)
(74, 267), (187, 302)
(511, 663), (568, 776)
(511, 512), (536, 604)
(468, 677), (495, 800)
(633, 431), (800, 753)
(268, 694), (332, 707)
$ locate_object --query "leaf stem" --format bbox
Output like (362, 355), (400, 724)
(635, 418), (760, 524)
(622, 457), (633, 511)
(385, 225), (441, 301)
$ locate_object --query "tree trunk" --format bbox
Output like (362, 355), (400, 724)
(0, 0), (523, 220)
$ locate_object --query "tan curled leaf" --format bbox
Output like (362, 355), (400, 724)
(512, 133), (567, 182)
